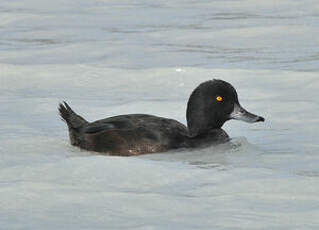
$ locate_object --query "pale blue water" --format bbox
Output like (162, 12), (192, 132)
(1, 0), (319, 229)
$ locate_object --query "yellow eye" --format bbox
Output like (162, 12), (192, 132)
(216, 96), (223, 102)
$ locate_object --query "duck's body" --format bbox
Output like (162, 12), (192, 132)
(59, 80), (264, 156)
(59, 108), (229, 155)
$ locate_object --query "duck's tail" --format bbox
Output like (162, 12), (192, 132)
(58, 101), (88, 146)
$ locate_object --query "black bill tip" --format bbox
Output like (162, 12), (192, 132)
(256, 116), (265, 122)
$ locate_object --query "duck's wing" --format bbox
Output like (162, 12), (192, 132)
(83, 114), (147, 134)
(83, 114), (188, 138)
(84, 123), (117, 133)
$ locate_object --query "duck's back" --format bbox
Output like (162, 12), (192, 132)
(80, 114), (189, 155)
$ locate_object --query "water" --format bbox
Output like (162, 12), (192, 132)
(1, 0), (319, 229)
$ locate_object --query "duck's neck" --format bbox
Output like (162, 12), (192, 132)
(186, 128), (229, 147)
(186, 108), (224, 137)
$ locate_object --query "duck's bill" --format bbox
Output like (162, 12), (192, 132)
(230, 104), (265, 123)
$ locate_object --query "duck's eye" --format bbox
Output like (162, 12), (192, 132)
(216, 96), (223, 102)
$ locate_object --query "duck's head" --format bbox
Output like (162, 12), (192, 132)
(186, 79), (264, 137)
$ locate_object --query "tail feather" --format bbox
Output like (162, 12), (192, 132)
(59, 102), (88, 146)
(59, 101), (88, 129)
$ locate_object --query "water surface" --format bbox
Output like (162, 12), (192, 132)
(1, 0), (319, 229)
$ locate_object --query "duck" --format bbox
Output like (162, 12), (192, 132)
(59, 79), (264, 156)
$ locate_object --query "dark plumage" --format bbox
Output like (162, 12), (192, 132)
(59, 79), (264, 156)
